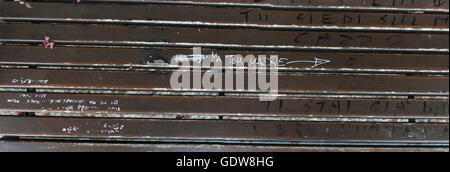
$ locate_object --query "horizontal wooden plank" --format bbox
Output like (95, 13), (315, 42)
(2, 17), (448, 34)
(2, 39), (447, 54)
(1, 46), (448, 73)
(18, 0), (449, 11)
(0, 116), (448, 146)
(1, 2), (449, 29)
(0, 24), (448, 49)
(1, 139), (448, 152)
(1, 92), (448, 119)
(0, 69), (448, 95)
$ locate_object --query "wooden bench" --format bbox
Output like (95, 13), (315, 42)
(0, 0), (448, 152)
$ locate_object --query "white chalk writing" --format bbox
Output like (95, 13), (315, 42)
(62, 126), (79, 134)
(11, 78), (49, 85)
(4, 94), (121, 112)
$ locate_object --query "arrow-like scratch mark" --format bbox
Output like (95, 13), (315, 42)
(286, 57), (331, 68)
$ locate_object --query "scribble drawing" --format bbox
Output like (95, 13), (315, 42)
(286, 57), (331, 68)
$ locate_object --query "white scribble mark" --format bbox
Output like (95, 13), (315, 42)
(286, 57), (331, 68)
(174, 54), (206, 63)
(7, 99), (20, 104)
(62, 126), (79, 134)
(15, 0), (32, 8)
(11, 78), (49, 85)
(174, 52), (220, 63)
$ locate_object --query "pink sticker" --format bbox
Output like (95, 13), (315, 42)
(43, 36), (55, 49)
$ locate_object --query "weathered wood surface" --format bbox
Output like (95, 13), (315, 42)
(0, 69), (448, 95)
(0, 92), (448, 119)
(1, 2), (449, 29)
(15, 0), (449, 11)
(1, 139), (448, 152)
(0, 46), (448, 73)
(0, 24), (448, 50)
(0, 0), (448, 151)
(0, 116), (448, 146)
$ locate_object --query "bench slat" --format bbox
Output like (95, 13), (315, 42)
(0, 116), (448, 146)
(0, 24), (448, 49)
(1, 2), (448, 28)
(0, 69), (448, 95)
(1, 46), (448, 73)
(1, 92), (448, 119)
(1, 139), (448, 152)
(20, 0), (449, 11)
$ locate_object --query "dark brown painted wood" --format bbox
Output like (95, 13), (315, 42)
(1, 139), (448, 152)
(1, 2), (448, 28)
(0, 116), (448, 146)
(1, 92), (448, 118)
(18, 0), (449, 10)
(0, 23), (448, 49)
(0, 0), (448, 152)
(0, 69), (448, 95)
(1, 46), (448, 72)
